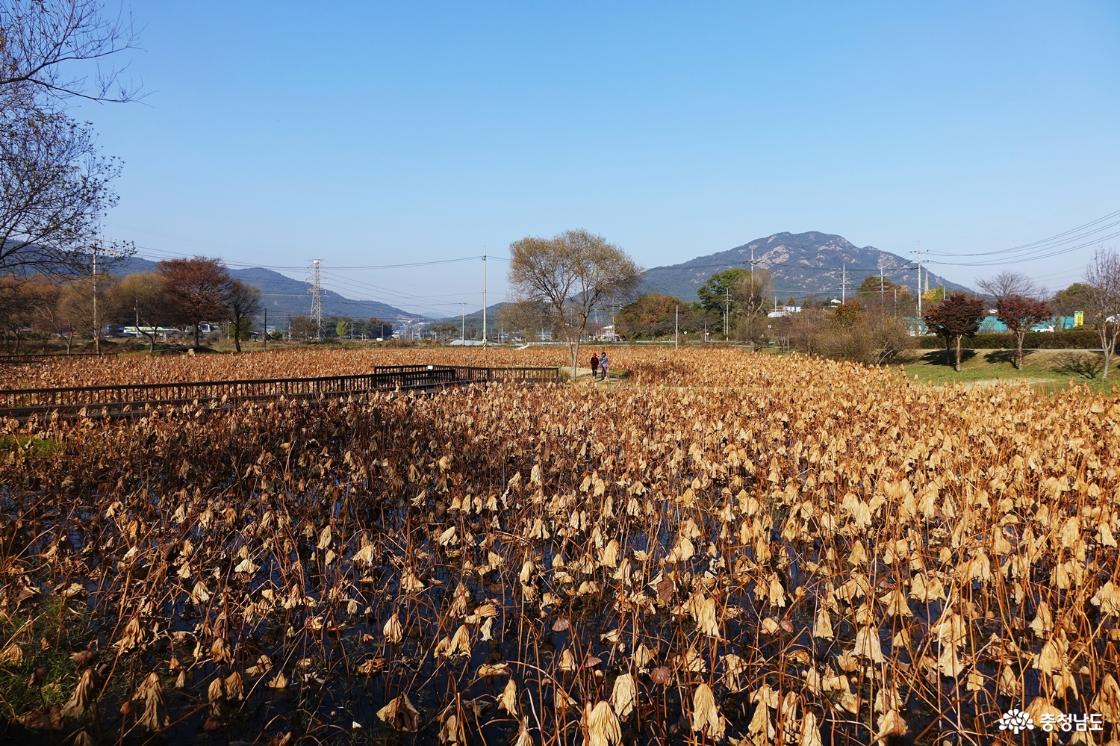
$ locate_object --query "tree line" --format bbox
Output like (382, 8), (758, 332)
(0, 257), (260, 353)
(921, 253), (1120, 377)
(285, 315), (396, 342)
(499, 230), (1120, 380)
(0, 257), (401, 353)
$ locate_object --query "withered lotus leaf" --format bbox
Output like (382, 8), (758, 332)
(0, 346), (1116, 743)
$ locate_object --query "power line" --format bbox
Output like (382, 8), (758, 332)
(131, 245), (506, 272)
(926, 230), (1120, 267)
(923, 209), (1120, 258)
(318, 271), (478, 303)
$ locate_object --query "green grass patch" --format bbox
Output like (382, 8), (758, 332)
(0, 594), (83, 720)
(898, 349), (1120, 392)
(0, 435), (61, 457)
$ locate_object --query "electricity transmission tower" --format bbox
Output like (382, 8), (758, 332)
(310, 259), (322, 340)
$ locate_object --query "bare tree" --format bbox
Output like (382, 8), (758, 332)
(0, 1), (138, 276)
(731, 267), (772, 343)
(497, 299), (550, 342)
(1085, 248), (1120, 379)
(509, 230), (640, 375)
(0, 275), (56, 352)
(0, 112), (125, 274)
(109, 271), (167, 352)
(227, 280), (261, 353)
(56, 274), (114, 352)
(1, 0), (139, 105)
(978, 271), (1039, 302)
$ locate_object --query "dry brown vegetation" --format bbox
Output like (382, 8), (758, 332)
(1, 347), (576, 389)
(1, 347), (1119, 744)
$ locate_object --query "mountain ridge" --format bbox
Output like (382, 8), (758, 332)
(639, 231), (972, 302)
(106, 257), (426, 324)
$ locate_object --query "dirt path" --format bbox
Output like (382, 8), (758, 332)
(562, 366), (619, 383)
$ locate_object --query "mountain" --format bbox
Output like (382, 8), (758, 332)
(103, 256), (425, 324)
(428, 302), (510, 335)
(640, 231), (972, 302)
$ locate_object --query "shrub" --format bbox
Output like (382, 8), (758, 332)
(917, 329), (1111, 350)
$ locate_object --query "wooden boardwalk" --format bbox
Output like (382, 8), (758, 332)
(0, 364), (560, 422)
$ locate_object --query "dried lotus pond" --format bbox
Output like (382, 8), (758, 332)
(1, 346), (1118, 744)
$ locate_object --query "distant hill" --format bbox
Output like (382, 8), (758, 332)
(428, 302), (510, 337)
(640, 231), (972, 302)
(103, 256), (426, 324)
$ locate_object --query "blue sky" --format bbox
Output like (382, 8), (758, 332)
(78, 1), (1119, 314)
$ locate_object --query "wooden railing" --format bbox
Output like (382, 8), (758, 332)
(0, 365), (561, 420)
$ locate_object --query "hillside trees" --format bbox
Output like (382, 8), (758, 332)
(509, 230), (639, 372)
(923, 293), (985, 371)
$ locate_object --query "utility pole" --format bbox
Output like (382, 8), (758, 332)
(310, 259), (322, 341)
(481, 254), (488, 345)
(841, 264), (847, 304)
(724, 286), (729, 340)
(915, 249), (924, 320)
(263, 308), (268, 349)
(460, 302), (466, 343)
(91, 247), (100, 355)
(879, 261), (885, 305)
(674, 304), (679, 348)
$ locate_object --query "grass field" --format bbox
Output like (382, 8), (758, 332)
(898, 347), (1120, 392)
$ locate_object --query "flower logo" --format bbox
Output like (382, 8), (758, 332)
(998, 709), (1035, 734)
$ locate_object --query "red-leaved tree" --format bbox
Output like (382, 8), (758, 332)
(157, 257), (233, 348)
(923, 293), (985, 372)
(996, 294), (1052, 370)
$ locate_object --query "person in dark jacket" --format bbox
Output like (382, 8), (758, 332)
(590, 353), (599, 379)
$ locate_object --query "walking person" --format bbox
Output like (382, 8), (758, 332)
(598, 350), (609, 381)
(590, 352), (599, 380)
